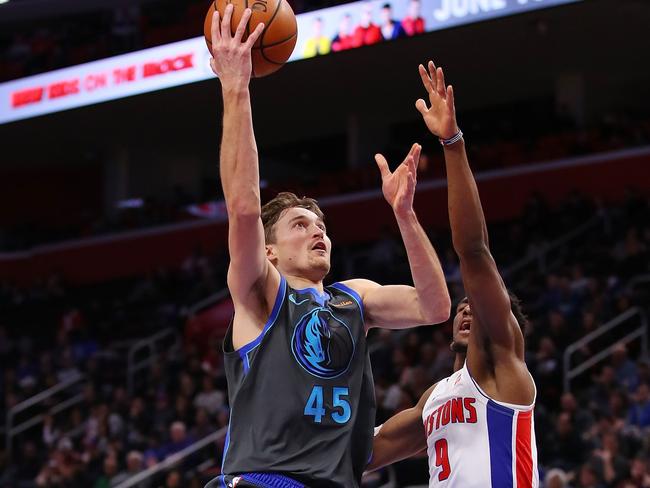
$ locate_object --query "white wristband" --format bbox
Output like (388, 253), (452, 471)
(440, 129), (463, 146)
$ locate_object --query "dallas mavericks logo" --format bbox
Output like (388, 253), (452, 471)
(291, 308), (355, 379)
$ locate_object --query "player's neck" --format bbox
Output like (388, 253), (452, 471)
(285, 275), (324, 293)
(453, 353), (466, 373)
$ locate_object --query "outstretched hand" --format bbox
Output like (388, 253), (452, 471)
(375, 143), (421, 216)
(415, 61), (460, 140)
(209, 4), (265, 90)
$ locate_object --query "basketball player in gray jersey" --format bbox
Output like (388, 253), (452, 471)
(206, 7), (451, 487)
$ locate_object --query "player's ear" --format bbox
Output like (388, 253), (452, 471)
(266, 244), (277, 263)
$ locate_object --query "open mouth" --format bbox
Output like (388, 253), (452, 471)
(460, 320), (471, 331)
(311, 241), (327, 252)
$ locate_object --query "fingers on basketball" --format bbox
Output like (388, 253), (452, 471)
(204, 0), (298, 78)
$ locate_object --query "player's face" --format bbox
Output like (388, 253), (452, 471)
(268, 207), (331, 280)
(452, 299), (472, 349)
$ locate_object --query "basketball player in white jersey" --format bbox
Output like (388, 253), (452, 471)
(368, 61), (539, 487)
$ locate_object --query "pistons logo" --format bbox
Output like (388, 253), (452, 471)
(291, 308), (355, 379)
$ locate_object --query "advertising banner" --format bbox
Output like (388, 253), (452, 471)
(0, 0), (579, 124)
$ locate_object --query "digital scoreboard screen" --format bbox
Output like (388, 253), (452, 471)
(0, 0), (580, 124)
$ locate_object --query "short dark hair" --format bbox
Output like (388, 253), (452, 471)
(455, 291), (529, 334)
(382, 3), (392, 9)
(261, 192), (324, 244)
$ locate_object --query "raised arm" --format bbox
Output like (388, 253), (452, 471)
(210, 7), (279, 347)
(344, 144), (450, 329)
(367, 384), (435, 471)
(416, 61), (530, 394)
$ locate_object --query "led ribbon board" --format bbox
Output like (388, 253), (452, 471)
(0, 0), (579, 124)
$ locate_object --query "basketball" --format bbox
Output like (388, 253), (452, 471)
(204, 0), (298, 78)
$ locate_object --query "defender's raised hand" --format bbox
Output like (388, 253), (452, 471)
(416, 61), (460, 140)
(209, 5), (264, 90)
(375, 143), (421, 216)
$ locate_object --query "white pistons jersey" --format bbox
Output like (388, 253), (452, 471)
(421, 363), (539, 488)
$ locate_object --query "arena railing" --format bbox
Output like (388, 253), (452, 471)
(563, 307), (648, 392)
(186, 287), (230, 317)
(5, 371), (85, 459)
(113, 427), (226, 488)
(127, 327), (180, 395)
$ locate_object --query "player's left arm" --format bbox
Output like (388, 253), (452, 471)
(343, 144), (450, 329)
(415, 61), (524, 362)
(366, 383), (435, 471)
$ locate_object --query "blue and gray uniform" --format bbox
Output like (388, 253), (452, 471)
(208, 276), (375, 488)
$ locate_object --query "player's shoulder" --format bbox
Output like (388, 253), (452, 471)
(337, 278), (380, 294)
(334, 278), (379, 304)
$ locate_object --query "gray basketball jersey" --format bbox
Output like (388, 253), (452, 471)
(219, 276), (375, 487)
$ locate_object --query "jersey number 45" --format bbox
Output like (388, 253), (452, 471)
(304, 386), (351, 424)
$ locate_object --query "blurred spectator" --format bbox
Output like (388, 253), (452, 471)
(36, 437), (82, 487)
(193, 375), (225, 415)
(157, 421), (194, 461)
(331, 14), (354, 52)
(379, 3), (406, 40)
(10, 441), (42, 485)
(302, 17), (331, 57)
(628, 382), (650, 429)
(534, 336), (561, 401)
(165, 469), (182, 488)
(576, 462), (606, 488)
(353, 3), (382, 47)
(543, 412), (587, 471)
(588, 366), (619, 413)
(590, 432), (629, 486)
(111, 450), (150, 487)
(623, 457), (650, 487)
(191, 408), (214, 440)
(559, 392), (594, 433)
(93, 454), (119, 488)
(612, 343), (640, 393)
(401, 0), (425, 36)
(544, 468), (569, 488)
(111, 5), (140, 53)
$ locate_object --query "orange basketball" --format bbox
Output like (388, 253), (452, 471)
(204, 0), (298, 78)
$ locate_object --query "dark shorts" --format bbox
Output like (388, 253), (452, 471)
(205, 473), (306, 488)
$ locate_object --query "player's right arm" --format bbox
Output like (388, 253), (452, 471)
(415, 61), (533, 405)
(210, 6), (279, 349)
(367, 384), (435, 471)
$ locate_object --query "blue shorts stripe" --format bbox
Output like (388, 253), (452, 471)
(487, 399), (514, 488)
(241, 472), (305, 488)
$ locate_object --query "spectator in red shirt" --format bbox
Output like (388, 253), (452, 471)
(332, 13), (354, 52)
(402, 0), (425, 36)
(352, 3), (382, 47)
